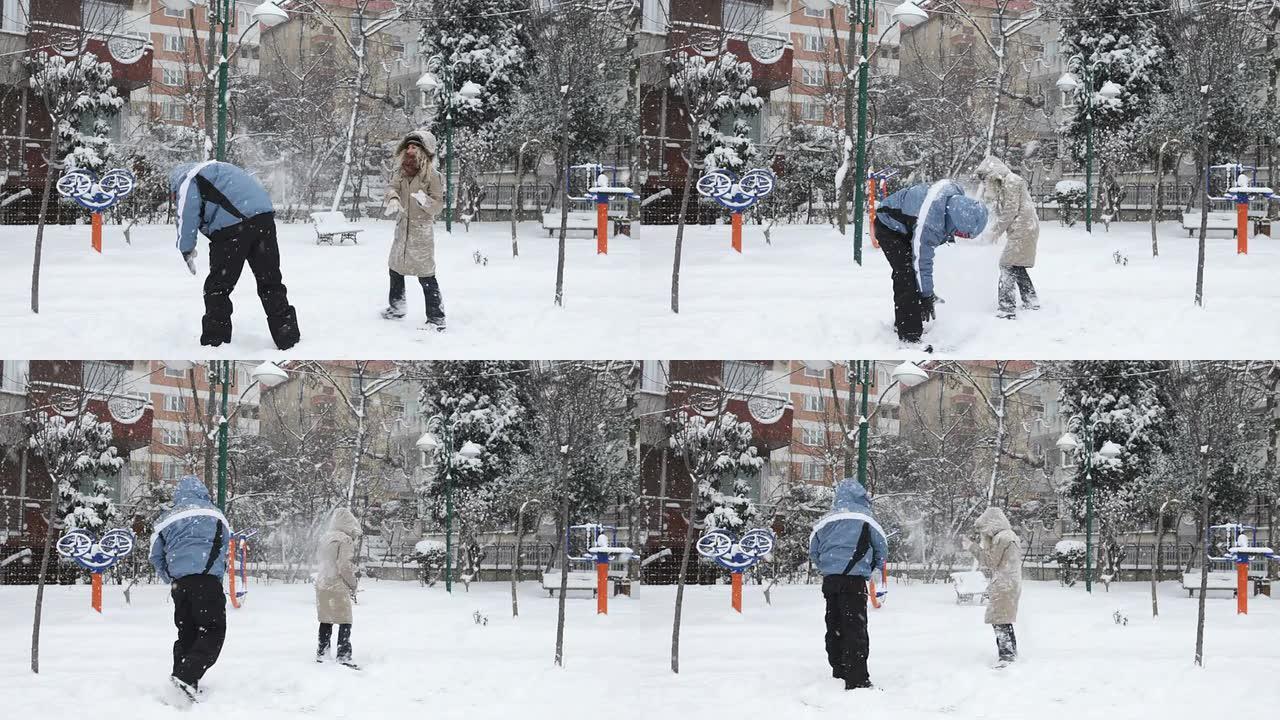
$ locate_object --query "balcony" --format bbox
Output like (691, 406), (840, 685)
(666, 380), (793, 451)
(28, 21), (153, 91)
(668, 21), (794, 93)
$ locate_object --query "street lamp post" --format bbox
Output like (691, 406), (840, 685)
(800, 0), (927, 264)
(163, 360), (289, 511)
(1056, 68), (1123, 234)
(417, 67), (484, 234)
(1056, 424), (1122, 592)
(417, 425), (483, 593)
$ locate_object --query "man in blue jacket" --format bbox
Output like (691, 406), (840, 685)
(875, 180), (989, 344)
(809, 479), (889, 690)
(170, 161), (300, 350)
(149, 475), (231, 704)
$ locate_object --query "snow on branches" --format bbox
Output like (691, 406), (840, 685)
(24, 51), (124, 175)
(25, 411), (124, 532)
(667, 410), (764, 532)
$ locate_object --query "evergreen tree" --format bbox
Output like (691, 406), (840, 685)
(1058, 0), (1173, 189)
(24, 51), (124, 176)
(1058, 361), (1173, 574)
(667, 411), (764, 532)
(25, 412), (124, 532)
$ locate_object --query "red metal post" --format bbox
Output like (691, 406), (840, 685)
(91, 212), (103, 253)
(731, 212), (743, 253)
(731, 572), (743, 613)
(1237, 560), (1249, 614)
(1237, 201), (1249, 255)
(597, 200), (609, 255)
(596, 561), (609, 614)
(91, 573), (102, 613)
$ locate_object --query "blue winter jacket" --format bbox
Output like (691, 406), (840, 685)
(809, 479), (889, 577)
(149, 475), (231, 583)
(877, 181), (990, 297)
(169, 161), (276, 255)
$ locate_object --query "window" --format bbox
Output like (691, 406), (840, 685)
(164, 6), (186, 18)
(722, 361), (766, 393)
(164, 394), (187, 413)
(162, 462), (183, 481)
(801, 426), (825, 447)
(164, 365), (187, 379)
(1, 360), (27, 393)
(161, 427), (185, 446)
(1, 0), (28, 33)
(723, 0), (765, 32)
(803, 462), (826, 482)
(240, 405), (259, 420)
(82, 361), (127, 394)
(804, 34), (826, 52)
(162, 67), (184, 86)
(164, 101), (186, 122)
(641, 0), (670, 34)
(641, 360), (669, 393)
(801, 66), (825, 86)
(803, 364), (827, 378)
(239, 45), (260, 60)
(803, 6), (827, 18)
(803, 394), (825, 413)
(389, 40), (405, 57)
(801, 102), (824, 122)
(1060, 449), (1076, 468)
(164, 34), (186, 53)
(82, 0), (124, 30)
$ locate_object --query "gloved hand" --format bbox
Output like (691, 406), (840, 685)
(412, 191), (432, 210)
(384, 199), (402, 217)
(182, 248), (198, 276)
(920, 293), (937, 322)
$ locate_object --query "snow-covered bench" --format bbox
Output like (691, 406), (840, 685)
(542, 570), (598, 597)
(1182, 571), (1238, 597)
(542, 211), (598, 237)
(310, 211), (363, 245)
(951, 570), (989, 605)
(1181, 211), (1237, 237)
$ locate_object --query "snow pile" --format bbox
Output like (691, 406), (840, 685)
(1054, 180), (1086, 194)
(1054, 539), (1086, 555)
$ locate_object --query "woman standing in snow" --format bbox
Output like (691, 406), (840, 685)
(974, 506), (1022, 664)
(975, 156), (1040, 319)
(382, 129), (447, 330)
(315, 507), (361, 668)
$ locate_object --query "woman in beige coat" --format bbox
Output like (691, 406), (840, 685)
(975, 506), (1022, 664)
(315, 507), (360, 667)
(976, 156), (1040, 320)
(382, 129), (447, 330)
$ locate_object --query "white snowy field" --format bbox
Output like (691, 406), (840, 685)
(1, 579), (1276, 719)
(0, 219), (1277, 358)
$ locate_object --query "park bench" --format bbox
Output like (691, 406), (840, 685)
(950, 570), (989, 605)
(1182, 571), (1238, 597)
(542, 570), (599, 597)
(310, 210), (363, 245)
(542, 211), (599, 237)
(1181, 211), (1238, 237)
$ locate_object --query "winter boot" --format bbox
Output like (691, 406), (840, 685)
(381, 302), (407, 320)
(317, 623), (332, 663)
(200, 316), (232, 347)
(335, 623), (356, 668)
(994, 624), (1017, 663)
(424, 317), (446, 333)
(996, 309), (1017, 320)
(167, 675), (199, 705)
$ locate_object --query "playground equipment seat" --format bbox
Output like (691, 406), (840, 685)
(1181, 211), (1238, 237)
(310, 211), (363, 245)
(1182, 571), (1238, 597)
(542, 570), (598, 597)
(950, 570), (989, 605)
(542, 211), (598, 237)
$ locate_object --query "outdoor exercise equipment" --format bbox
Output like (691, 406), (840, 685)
(55, 167), (136, 253)
(227, 529), (257, 609)
(695, 168), (777, 253)
(565, 523), (632, 614)
(1207, 523), (1276, 615)
(586, 172), (638, 255)
(1205, 164), (1274, 255)
(695, 527), (775, 613)
(55, 527), (135, 613)
(867, 168), (898, 250)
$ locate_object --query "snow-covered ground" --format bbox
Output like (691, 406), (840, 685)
(1, 579), (1276, 718)
(1, 219), (1277, 358)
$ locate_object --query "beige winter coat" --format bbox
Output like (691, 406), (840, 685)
(315, 507), (359, 624)
(976, 506), (1022, 625)
(383, 129), (445, 277)
(978, 156), (1039, 268)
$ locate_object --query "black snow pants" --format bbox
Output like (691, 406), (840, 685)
(318, 622), (353, 661)
(823, 574), (871, 688)
(994, 623), (1018, 661)
(203, 212), (300, 350)
(171, 574), (227, 688)
(875, 218), (924, 343)
(388, 270), (445, 322)
(997, 266), (1038, 315)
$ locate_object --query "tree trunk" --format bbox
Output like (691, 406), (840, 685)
(1151, 505), (1164, 618)
(331, 22), (366, 212)
(512, 503), (527, 618)
(1194, 98), (1210, 307)
(987, 366), (1006, 503)
(554, 492), (570, 666)
(1194, 447), (1210, 666)
(31, 476), (60, 673)
(1152, 143), (1164, 258)
(984, 27), (1007, 158)
(670, 124), (700, 315)
(30, 123), (60, 314)
(511, 151), (524, 258)
(671, 477), (700, 674)
(554, 121), (570, 307)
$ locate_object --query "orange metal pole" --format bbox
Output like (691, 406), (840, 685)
(868, 179), (879, 249)
(228, 539), (240, 609)
(731, 572), (743, 613)
(597, 201), (608, 255)
(91, 572), (102, 613)
(731, 212), (742, 253)
(1237, 561), (1249, 614)
(1237, 202), (1248, 254)
(91, 212), (102, 253)
(596, 561), (608, 614)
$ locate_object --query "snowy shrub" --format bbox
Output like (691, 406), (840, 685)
(1054, 181), (1086, 227)
(409, 540), (447, 587)
(1052, 539), (1087, 587)
(666, 411), (764, 533)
